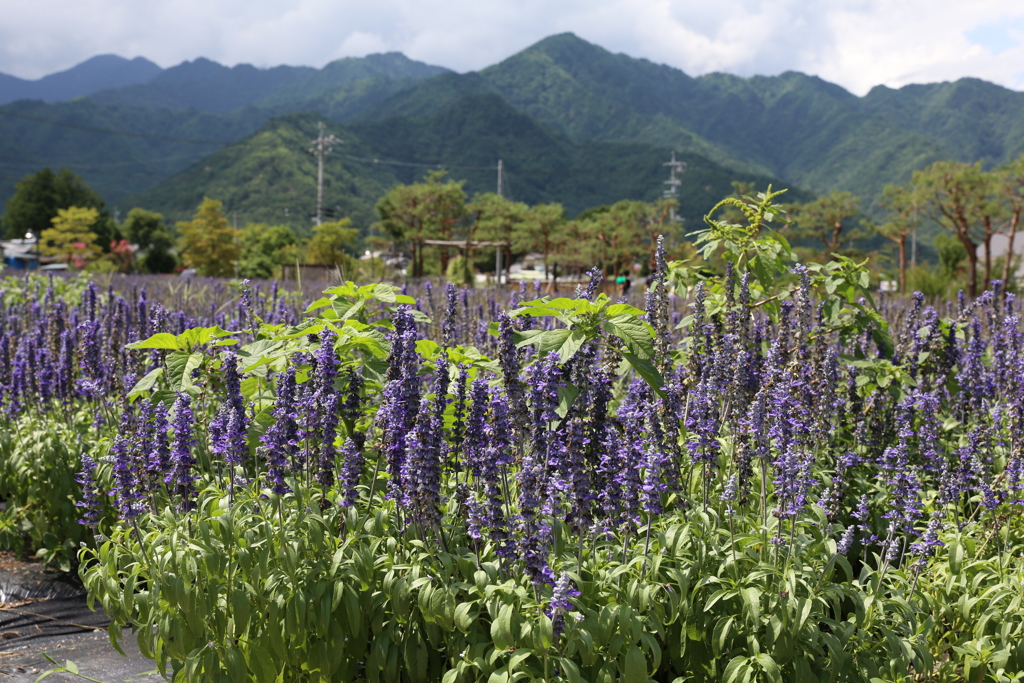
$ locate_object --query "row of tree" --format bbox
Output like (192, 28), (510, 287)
(373, 170), (680, 282)
(784, 156), (1024, 296)
(0, 168), (359, 277)
(5, 155), (1024, 290)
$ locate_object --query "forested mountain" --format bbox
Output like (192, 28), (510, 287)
(130, 96), (796, 235)
(0, 55), (161, 105)
(90, 53), (449, 113)
(2, 33), (1024, 240)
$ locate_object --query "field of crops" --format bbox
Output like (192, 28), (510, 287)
(3, 191), (1024, 682)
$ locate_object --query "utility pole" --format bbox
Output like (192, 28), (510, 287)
(663, 152), (686, 223)
(308, 122), (340, 226)
(497, 159), (504, 198)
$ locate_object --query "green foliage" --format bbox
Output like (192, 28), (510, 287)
(122, 208), (176, 273)
(935, 233), (968, 279)
(238, 222), (299, 279)
(176, 197), (241, 277)
(306, 218), (358, 273)
(444, 255), (475, 286)
(40, 206), (102, 267)
(2, 167), (117, 247)
(0, 410), (112, 570)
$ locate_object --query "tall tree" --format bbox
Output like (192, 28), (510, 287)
(176, 198), (241, 277)
(789, 191), (862, 253)
(2, 168), (118, 247)
(514, 203), (566, 282)
(468, 193), (529, 280)
(996, 155), (1024, 288)
(575, 201), (649, 277)
(40, 206), (101, 268)
(306, 218), (358, 274)
(910, 161), (990, 296)
(374, 171), (466, 278)
(874, 185), (919, 293)
(238, 223), (299, 279)
(122, 208), (175, 273)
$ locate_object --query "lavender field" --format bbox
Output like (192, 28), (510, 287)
(2, 191), (1023, 682)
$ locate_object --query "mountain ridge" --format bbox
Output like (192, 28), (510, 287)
(3, 33), (1024, 249)
(0, 55), (162, 105)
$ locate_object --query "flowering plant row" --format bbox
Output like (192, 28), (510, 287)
(3, 189), (1024, 681)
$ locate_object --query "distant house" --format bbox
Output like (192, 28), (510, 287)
(1, 236), (63, 270)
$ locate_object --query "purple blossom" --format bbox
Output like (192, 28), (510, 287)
(170, 393), (198, 511)
(339, 437), (363, 508)
(75, 454), (103, 526)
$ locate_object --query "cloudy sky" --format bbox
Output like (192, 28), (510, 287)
(1, 0), (1023, 95)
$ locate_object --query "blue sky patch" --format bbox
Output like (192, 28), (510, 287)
(965, 18), (1024, 55)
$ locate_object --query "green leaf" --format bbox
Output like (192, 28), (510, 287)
(606, 315), (655, 360)
(371, 284), (398, 303)
(622, 645), (646, 683)
(723, 656), (749, 683)
(559, 658), (581, 683)
(755, 654), (782, 683)
(128, 368), (164, 398)
(741, 587), (761, 624)
(491, 604), (515, 651)
(166, 352), (205, 392)
(621, 351), (664, 392)
(126, 332), (179, 350)
(556, 383), (579, 419)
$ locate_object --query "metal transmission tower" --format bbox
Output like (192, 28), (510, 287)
(663, 152), (686, 222)
(308, 122), (340, 225)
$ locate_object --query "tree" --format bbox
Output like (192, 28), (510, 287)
(176, 198), (241, 277)
(789, 191), (862, 253)
(874, 185), (919, 293)
(374, 171), (466, 277)
(514, 203), (566, 281)
(236, 223), (299, 280)
(636, 198), (679, 270)
(996, 155), (1024, 288)
(2, 168), (118, 247)
(307, 218), (358, 275)
(575, 201), (649, 277)
(467, 193), (529, 281)
(40, 206), (101, 268)
(910, 161), (990, 296)
(123, 208), (176, 273)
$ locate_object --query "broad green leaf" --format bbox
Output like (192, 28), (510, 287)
(556, 383), (579, 419)
(126, 333), (179, 351)
(491, 604), (515, 651)
(128, 368), (164, 398)
(606, 315), (655, 360)
(755, 654), (782, 683)
(622, 646), (646, 683)
(621, 351), (664, 392)
(166, 352), (205, 392)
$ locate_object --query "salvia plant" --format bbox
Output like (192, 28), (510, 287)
(3, 189), (1024, 681)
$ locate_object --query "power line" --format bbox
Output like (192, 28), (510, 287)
(339, 152), (498, 171)
(0, 109), (229, 145)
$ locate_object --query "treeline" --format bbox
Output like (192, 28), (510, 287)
(3, 154), (1024, 290)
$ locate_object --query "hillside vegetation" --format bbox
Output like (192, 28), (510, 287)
(2, 33), (1024, 249)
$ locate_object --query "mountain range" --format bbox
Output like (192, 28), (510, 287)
(2, 33), (1023, 247)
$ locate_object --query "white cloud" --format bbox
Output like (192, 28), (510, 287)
(0, 0), (1022, 95)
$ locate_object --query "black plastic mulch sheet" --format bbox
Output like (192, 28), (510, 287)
(0, 552), (160, 680)
(1, 597), (109, 647)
